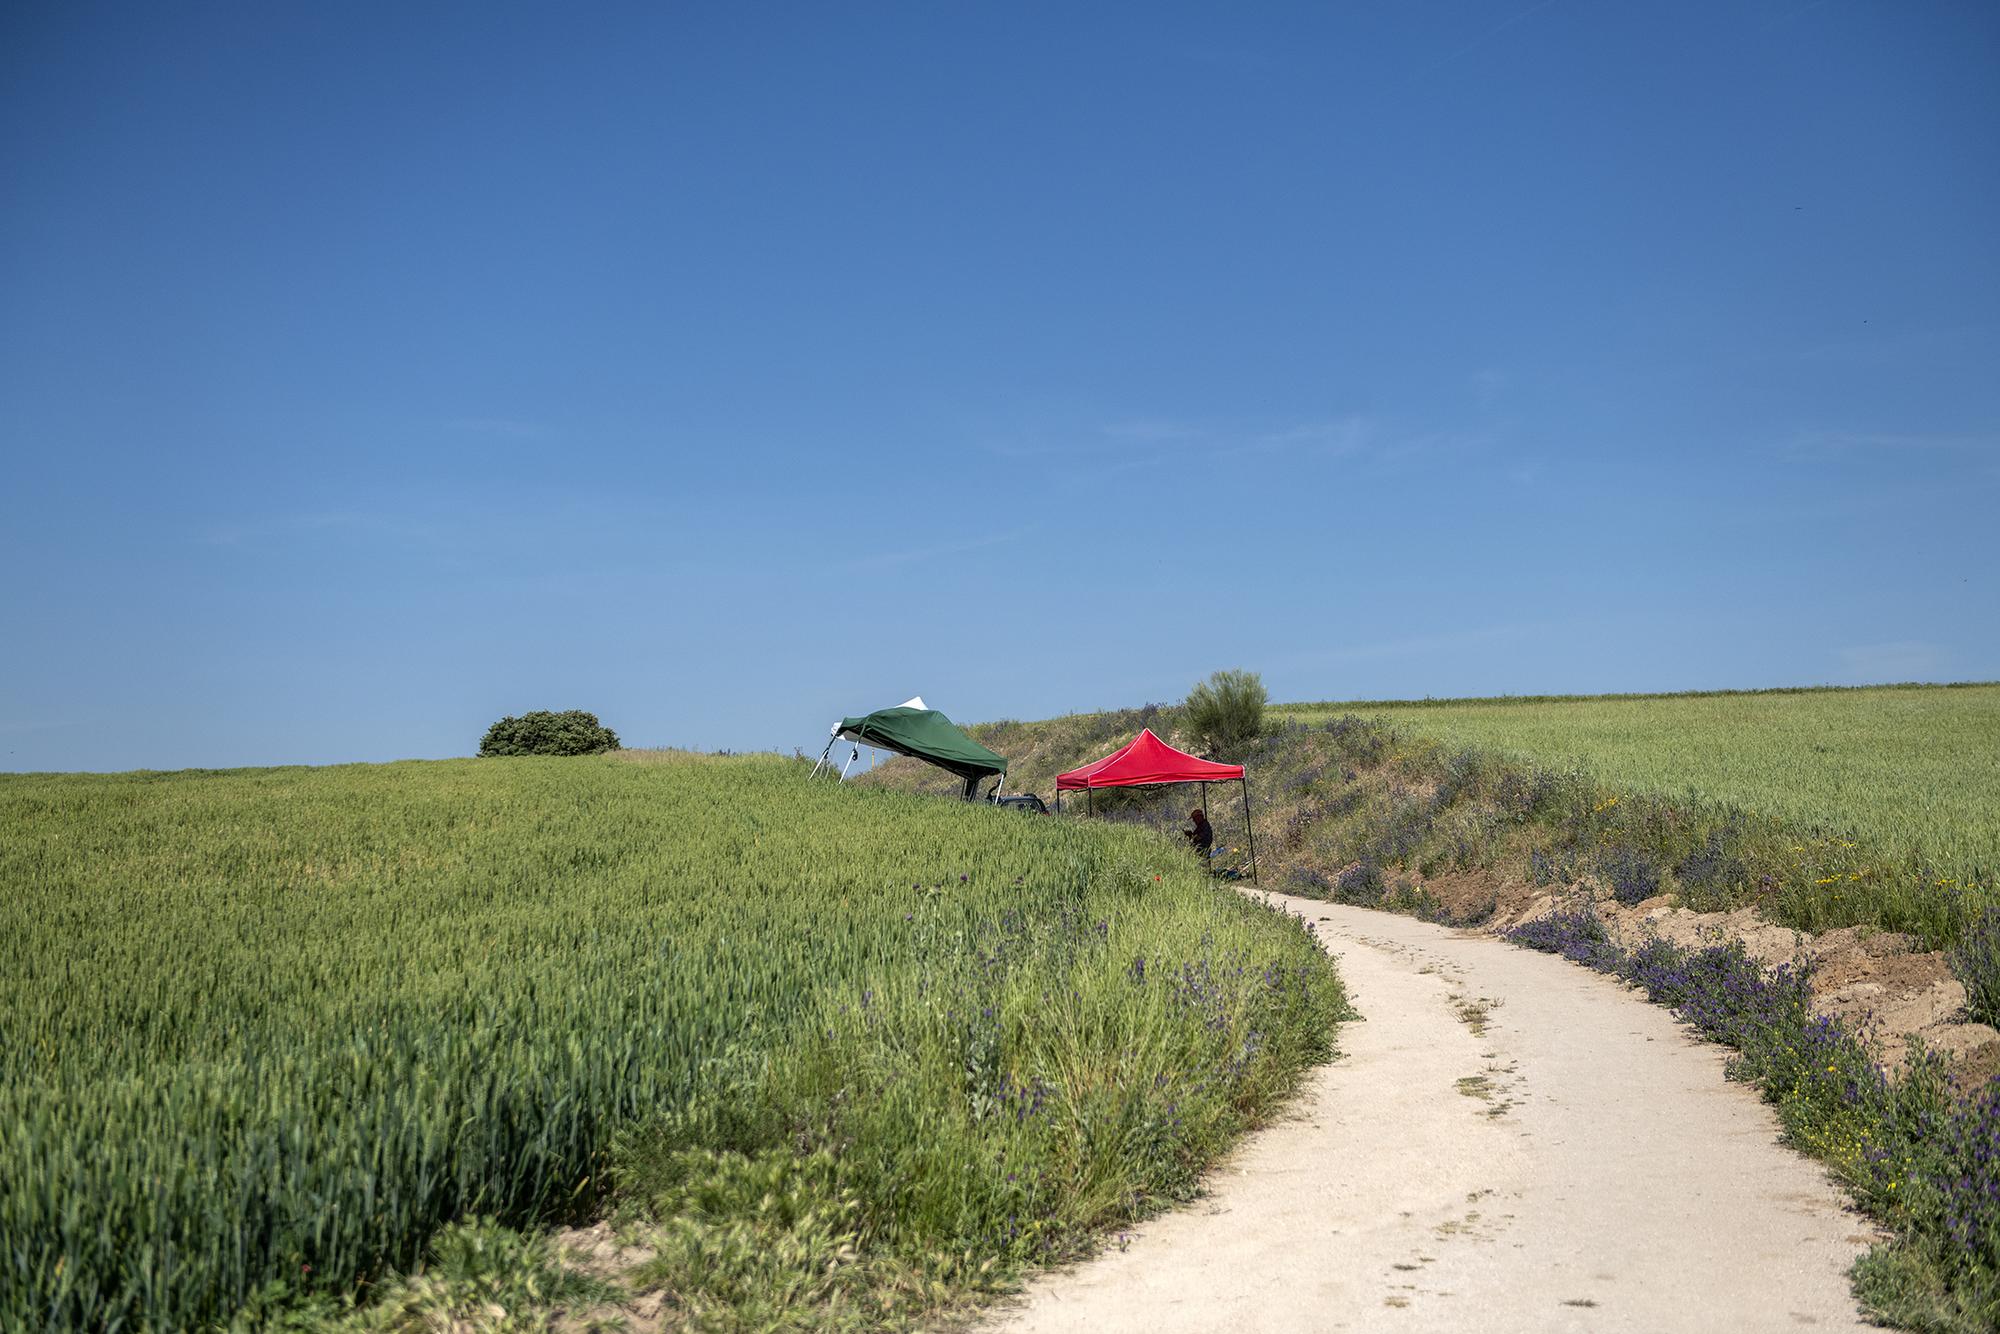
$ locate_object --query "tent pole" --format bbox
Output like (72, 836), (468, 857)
(1241, 776), (1258, 882)
(809, 737), (835, 779)
(1088, 787), (1094, 817)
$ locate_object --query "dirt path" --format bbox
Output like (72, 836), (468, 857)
(991, 892), (1880, 1333)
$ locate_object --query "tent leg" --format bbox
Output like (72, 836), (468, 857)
(809, 737), (835, 779)
(1241, 776), (1257, 881)
(839, 745), (860, 780)
(1088, 788), (1094, 817)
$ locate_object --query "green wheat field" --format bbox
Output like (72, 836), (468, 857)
(0, 751), (1343, 1330)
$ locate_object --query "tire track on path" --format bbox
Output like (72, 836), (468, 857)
(991, 891), (1879, 1332)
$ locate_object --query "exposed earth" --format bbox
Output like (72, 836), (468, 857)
(991, 892), (1884, 1333)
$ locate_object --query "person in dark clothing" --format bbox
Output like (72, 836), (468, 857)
(1184, 808), (1213, 855)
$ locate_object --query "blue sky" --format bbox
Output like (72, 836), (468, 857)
(3, 1), (1996, 771)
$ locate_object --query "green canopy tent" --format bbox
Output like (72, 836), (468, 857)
(810, 696), (1008, 798)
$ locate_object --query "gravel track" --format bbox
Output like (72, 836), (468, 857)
(993, 891), (1879, 1333)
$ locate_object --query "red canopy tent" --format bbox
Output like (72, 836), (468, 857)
(1054, 728), (1257, 879)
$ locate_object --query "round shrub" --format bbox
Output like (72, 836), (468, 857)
(1183, 668), (1267, 756)
(478, 710), (621, 757)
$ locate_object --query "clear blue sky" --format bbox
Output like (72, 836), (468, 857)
(4, 1), (1996, 772)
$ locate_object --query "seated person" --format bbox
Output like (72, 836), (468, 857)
(1183, 808), (1214, 855)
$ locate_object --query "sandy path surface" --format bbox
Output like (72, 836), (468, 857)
(992, 892), (1879, 1333)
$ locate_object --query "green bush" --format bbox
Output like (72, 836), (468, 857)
(477, 710), (621, 757)
(1183, 669), (1267, 756)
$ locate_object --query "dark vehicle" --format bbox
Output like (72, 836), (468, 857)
(989, 792), (1049, 815)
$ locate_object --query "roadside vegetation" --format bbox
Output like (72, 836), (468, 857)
(863, 680), (2000, 1329)
(0, 752), (1347, 1331)
(1273, 683), (2000, 904)
(891, 684), (1998, 951)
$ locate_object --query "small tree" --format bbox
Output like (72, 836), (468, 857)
(1183, 669), (1267, 756)
(478, 710), (621, 757)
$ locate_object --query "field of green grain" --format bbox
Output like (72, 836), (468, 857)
(1273, 684), (2000, 891)
(0, 752), (1343, 1331)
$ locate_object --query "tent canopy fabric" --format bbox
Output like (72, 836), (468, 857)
(834, 704), (1007, 783)
(1055, 728), (1244, 790)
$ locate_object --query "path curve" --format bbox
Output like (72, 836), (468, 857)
(993, 891), (1879, 1333)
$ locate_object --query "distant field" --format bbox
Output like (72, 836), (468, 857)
(1273, 684), (2000, 888)
(1, 753), (1341, 1330)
